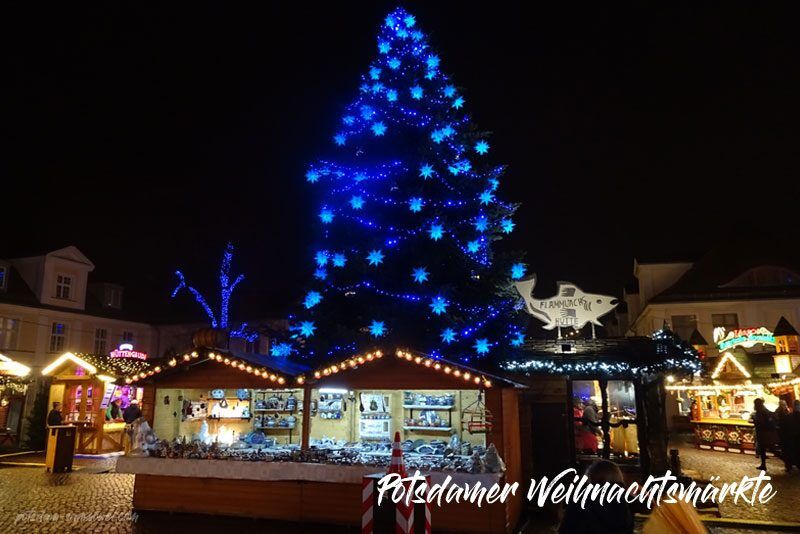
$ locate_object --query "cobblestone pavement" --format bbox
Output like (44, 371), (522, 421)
(674, 437), (800, 525)
(1, 443), (799, 533)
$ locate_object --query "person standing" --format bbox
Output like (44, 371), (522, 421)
(751, 398), (775, 472)
(105, 399), (121, 421)
(122, 399), (142, 424)
(46, 402), (63, 426)
(776, 400), (793, 472)
(793, 400), (800, 472)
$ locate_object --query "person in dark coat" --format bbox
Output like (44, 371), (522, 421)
(793, 400), (800, 472)
(776, 400), (793, 472)
(122, 399), (142, 424)
(46, 402), (63, 426)
(751, 398), (775, 471)
(559, 460), (633, 534)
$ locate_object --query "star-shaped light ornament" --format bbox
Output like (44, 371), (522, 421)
(412, 267), (429, 283)
(429, 296), (449, 315)
(440, 328), (457, 344)
(349, 196), (365, 210)
(369, 320), (386, 337)
(511, 263), (526, 280)
(367, 249), (385, 266)
(474, 338), (491, 355)
(475, 140), (490, 155)
(419, 164), (434, 178)
(409, 197), (424, 212)
(298, 321), (316, 338)
(429, 223), (444, 241)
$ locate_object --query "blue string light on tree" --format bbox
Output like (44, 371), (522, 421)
(280, 7), (526, 362)
(171, 242), (257, 342)
(304, 291), (322, 309)
(510, 263), (526, 280)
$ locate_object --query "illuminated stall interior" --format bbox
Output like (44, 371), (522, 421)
(571, 379), (639, 462)
(42, 351), (149, 453)
(0, 353), (32, 445)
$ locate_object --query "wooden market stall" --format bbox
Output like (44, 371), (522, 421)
(41, 352), (150, 453)
(0, 353), (32, 446)
(118, 346), (525, 533)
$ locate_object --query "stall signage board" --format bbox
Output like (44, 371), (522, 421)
(713, 327), (775, 351)
(109, 348), (148, 360)
(514, 274), (618, 330)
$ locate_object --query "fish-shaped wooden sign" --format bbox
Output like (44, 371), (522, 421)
(514, 274), (619, 330)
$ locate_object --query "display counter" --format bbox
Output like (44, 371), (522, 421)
(119, 456), (508, 532)
(691, 419), (755, 453)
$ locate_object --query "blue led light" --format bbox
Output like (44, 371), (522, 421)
(371, 122), (387, 136)
(511, 263), (526, 280)
(501, 218), (515, 233)
(378, 41), (391, 54)
(299, 321), (316, 338)
(412, 267), (429, 283)
(441, 328), (457, 344)
(474, 338), (490, 355)
(404, 14), (416, 27)
(270, 342), (293, 357)
(466, 240), (480, 253)
(409, 197), (424, 212)
(304, 291), (322, 309)
(426, 55), (440, 69)
(429, 223), (444, 241)
(475, 140), (489, 154)
(334, 134), (346, 146)
(386, 89), (398, 101)
(410, 85), (423, 99)
(369, 67), (381, 80)
(332, 253), (347, 267)
(388, 58), (401, 70)
(306, 170), (320, 183)
(366, 249), (385, 266)
(369, 320), (386, 337)
(429, 295), (449, 315)
(313, 268), (327, 280)
(350, 195), (365, 210)
(443, 85), (456, 97)
(479, 190), (495, 205)
(452, 96), (465, 109)
(510, 332), (525, 347)
(319, 209), (334, 224)
(315, 251), (328, 266)
(474, 215), (489, 232)
(419, 164), (434, 178)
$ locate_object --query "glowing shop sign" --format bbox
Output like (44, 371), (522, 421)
(110, 344), (148, 361)
(713, 327), (775, 351)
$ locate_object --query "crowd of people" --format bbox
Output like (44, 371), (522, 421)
(751, 397), (800, 472)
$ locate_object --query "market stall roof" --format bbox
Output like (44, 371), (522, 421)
(0, 353), (31, 377)
(773, 316), (799, 337)
(41, 352), (151, 382)
(124, 347), (303, 386)
(500, 335), (702, 377)
(302, 348), (525, 389)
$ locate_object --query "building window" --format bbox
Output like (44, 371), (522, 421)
(712, 313), (739, 330)
(105, 287), (122, 308)
(0, 266), (7, 290)
(671, 315), (697, 342)
(0, 317), (20, 350)
(55, 274), (73, 300)
(94, 328), (107, 354)
(121, 331), (134, 344)
(50, 322), (67, 352)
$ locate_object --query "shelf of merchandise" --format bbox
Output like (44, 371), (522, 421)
(402, 426), (453, 432)
(254, 409), (300, 413)
(402, 405), (454, 410)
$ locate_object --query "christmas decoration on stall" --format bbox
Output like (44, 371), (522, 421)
(171, 242), (258, 342)
(282, 7), (527, 363)
(501, 326), (702, 376)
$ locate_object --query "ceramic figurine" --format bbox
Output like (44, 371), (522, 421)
(483, 443), (506, 473)
(469, 450), (485, 474)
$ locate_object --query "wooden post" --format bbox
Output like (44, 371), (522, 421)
(599, 378), (610, 459)
(300, 383), (312, 449)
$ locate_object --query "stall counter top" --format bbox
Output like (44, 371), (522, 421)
(691, 418), (753, 426)
(117, 456), (503, 486)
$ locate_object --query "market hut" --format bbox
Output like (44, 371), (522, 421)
(41, 350), (151, 453)
(118, 345), (524, 533)
(666, 322), (791, 454)
(502, 330), (701, 479)
(0, 353), (32, 446)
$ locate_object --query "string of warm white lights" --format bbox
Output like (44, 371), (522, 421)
(124, 350), (287, 386)
(301, 348), (493, 389)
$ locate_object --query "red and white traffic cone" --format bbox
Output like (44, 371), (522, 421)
(388, 431), (407, 477)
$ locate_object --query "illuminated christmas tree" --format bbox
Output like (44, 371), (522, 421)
(280, 7), (525, 362)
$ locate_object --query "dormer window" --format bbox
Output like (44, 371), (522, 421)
(55, 274), (73, 300)
(105, 287), (122, 308)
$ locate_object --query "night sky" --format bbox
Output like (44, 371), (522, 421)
(6, 2), (799, 319)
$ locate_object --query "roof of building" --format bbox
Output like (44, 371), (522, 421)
(774, 316), (799, 337)
(647, 243), (800, 303)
